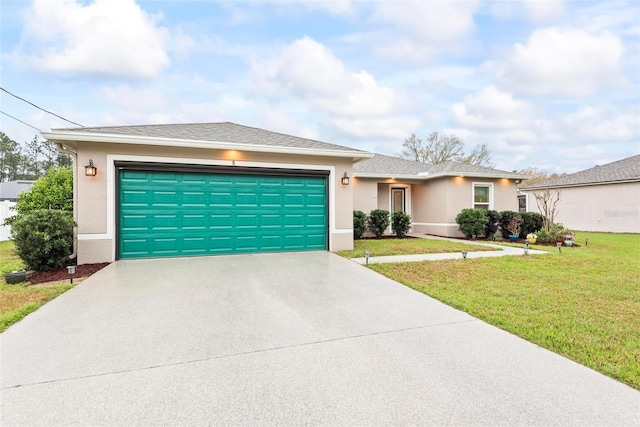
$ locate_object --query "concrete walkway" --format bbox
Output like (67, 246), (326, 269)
(352, 233), (549, 264)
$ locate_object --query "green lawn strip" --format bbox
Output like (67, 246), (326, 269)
(0, 283), (74, 332)
(369, 232), (640, 390)
(338, 238), (496, 258)
(1, 240), (24, 274)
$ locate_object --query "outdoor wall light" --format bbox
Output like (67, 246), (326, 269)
(84, 159), (97, 176)
(341, 172), (350, 185)
(67, 265), (76, 284)
(364, 251), (370, 265)
(461, 251), (468, 259)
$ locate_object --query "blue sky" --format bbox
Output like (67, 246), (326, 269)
(1, 0), (638, 173)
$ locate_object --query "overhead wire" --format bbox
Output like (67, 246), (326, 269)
(0, 86), (84, 127)
(0, 110), (42, 132)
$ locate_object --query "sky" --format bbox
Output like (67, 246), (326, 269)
(0, 0), (638, 173)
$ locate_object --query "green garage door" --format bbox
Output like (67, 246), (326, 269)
(118, 169), (327, 259)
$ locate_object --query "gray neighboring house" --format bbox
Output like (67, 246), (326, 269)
(0, 180), (35, 202)
(519, 154), (640, 233)
(353, 154), (529, 237)
(0, 180), (35, 241)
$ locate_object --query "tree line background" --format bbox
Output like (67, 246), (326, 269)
(1, 131), (71, 182)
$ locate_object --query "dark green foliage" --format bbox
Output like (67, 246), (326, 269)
(520, 212), (544, 237)
(367, 209), (390, 238)
(353, 210), (368, 239)
(484, 209), (500, 238)
(391, 211), (412, 237)
(455, 208), (488, 238)
(10, 210), (75, 271)
(14, 167), (73, 215)
(536, 223), (568, 244)
(499, 211), (520, 238)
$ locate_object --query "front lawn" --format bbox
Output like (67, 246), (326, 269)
(369, 232), (640, 390)
(1, 240), (74, 332)
(338, 237), (495, 258)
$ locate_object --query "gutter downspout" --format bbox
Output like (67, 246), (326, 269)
(55, 143), (78, 262)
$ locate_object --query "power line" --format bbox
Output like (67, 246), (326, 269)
(0, 110), (42, 132)
(0, 86), (84, 127)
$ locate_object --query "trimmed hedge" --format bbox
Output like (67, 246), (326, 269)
(353, 210), (368, 239)
(455, 208), (488, 238)
(367, 209), (390, 238)
(391, 211), (412, 237)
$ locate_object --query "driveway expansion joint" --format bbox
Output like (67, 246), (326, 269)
(2, 318), (478, 390)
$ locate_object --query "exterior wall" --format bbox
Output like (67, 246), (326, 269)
(75, 141), (354, 264)
(523, 182), (640, 233)
(352, 178), (378, 214)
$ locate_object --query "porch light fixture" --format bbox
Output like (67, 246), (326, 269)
(461, 251), (468, 259)
(85, 159), (97, 176)
(67, 265), (76, 284)
(341, 172), (350, 185)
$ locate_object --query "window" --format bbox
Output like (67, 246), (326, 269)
(473, 183), (493, 210)
(518, 194), (527, 213)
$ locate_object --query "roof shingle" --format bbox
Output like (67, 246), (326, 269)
(55, 122), (366, 154)
(520, 154), (640, 189)
(354, 153), (528, 179)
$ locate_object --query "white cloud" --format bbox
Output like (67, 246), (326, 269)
(452, 86), (533, 129)
(19, 0), (170, 78)
(370, 1), (480, 61)
(499, 27), (625, 96)
(522, 0), (566, 22)
(252, 37), (401, 117)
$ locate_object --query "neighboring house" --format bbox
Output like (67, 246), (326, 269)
(42, 122), (372, 264)
(0, 180), (35, 241)
(519, 154), (640, 233)
(0, 180), (35, 202)
(353, 154), (529, 237)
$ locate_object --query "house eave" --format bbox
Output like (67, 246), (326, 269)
(354, 172), (530, 181)
(41, 130), (374, 161)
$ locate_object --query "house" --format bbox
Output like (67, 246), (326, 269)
(519, 154), (640, 233)
(0, 180), (35, 241)
(0, 180), (35, 202)
(353, 154), (529, 237)
(42, 122), (372, 264)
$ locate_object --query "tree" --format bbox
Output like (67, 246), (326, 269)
(0, 132), (25, 181)
(516, 166), (566, 187)
(0, 132), (71, 181)
(533, 189), (562, 232)
(400, 131), (494, 167)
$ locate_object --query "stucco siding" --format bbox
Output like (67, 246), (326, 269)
(352, 178), (378, 214)
(524, 182), (640, 233)
(75, 142), (354, 264)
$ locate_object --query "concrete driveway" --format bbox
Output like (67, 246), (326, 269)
(2, 252), (638, 426)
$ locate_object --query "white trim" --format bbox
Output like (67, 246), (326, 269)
(333, 229), (354, 234)
(99, 154), (339, 261)
(78, 234), (111, 240)
(412, 222), (458, 227)
(42, 131), (372, 161)
(355, 172), (527, 180)
(472, 182), (494, 210)
(388, 184), (412, 232)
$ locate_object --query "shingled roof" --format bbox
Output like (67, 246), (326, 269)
(50, 122), (369, 156)
(520, 154), (640, 190)
(354, 153), (529, 180)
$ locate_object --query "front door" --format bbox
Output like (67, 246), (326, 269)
(391, 188), (405, 213)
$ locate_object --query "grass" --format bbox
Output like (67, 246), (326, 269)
(337, 237), (495, 258)
(366, 232), (640, 390)
(0, 240), (74, 332)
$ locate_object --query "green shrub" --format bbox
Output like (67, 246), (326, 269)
(391, 211), (412, 237)
(353, 210), (368, 239)
(14, 167), (72, 215)
(455, 208), (488, 238)
(10, 209), (75, 272)
(499, 211), (520, 238)
(536, 223), (569, 244)
(367, 209), (390, 238)
(484, 209), (501, 238)
(521, 212), (544, 237)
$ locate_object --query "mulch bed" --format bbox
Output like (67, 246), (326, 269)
(28, 263), (110, 285)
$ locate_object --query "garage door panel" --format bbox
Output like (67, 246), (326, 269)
(119, 170), (327, 259)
